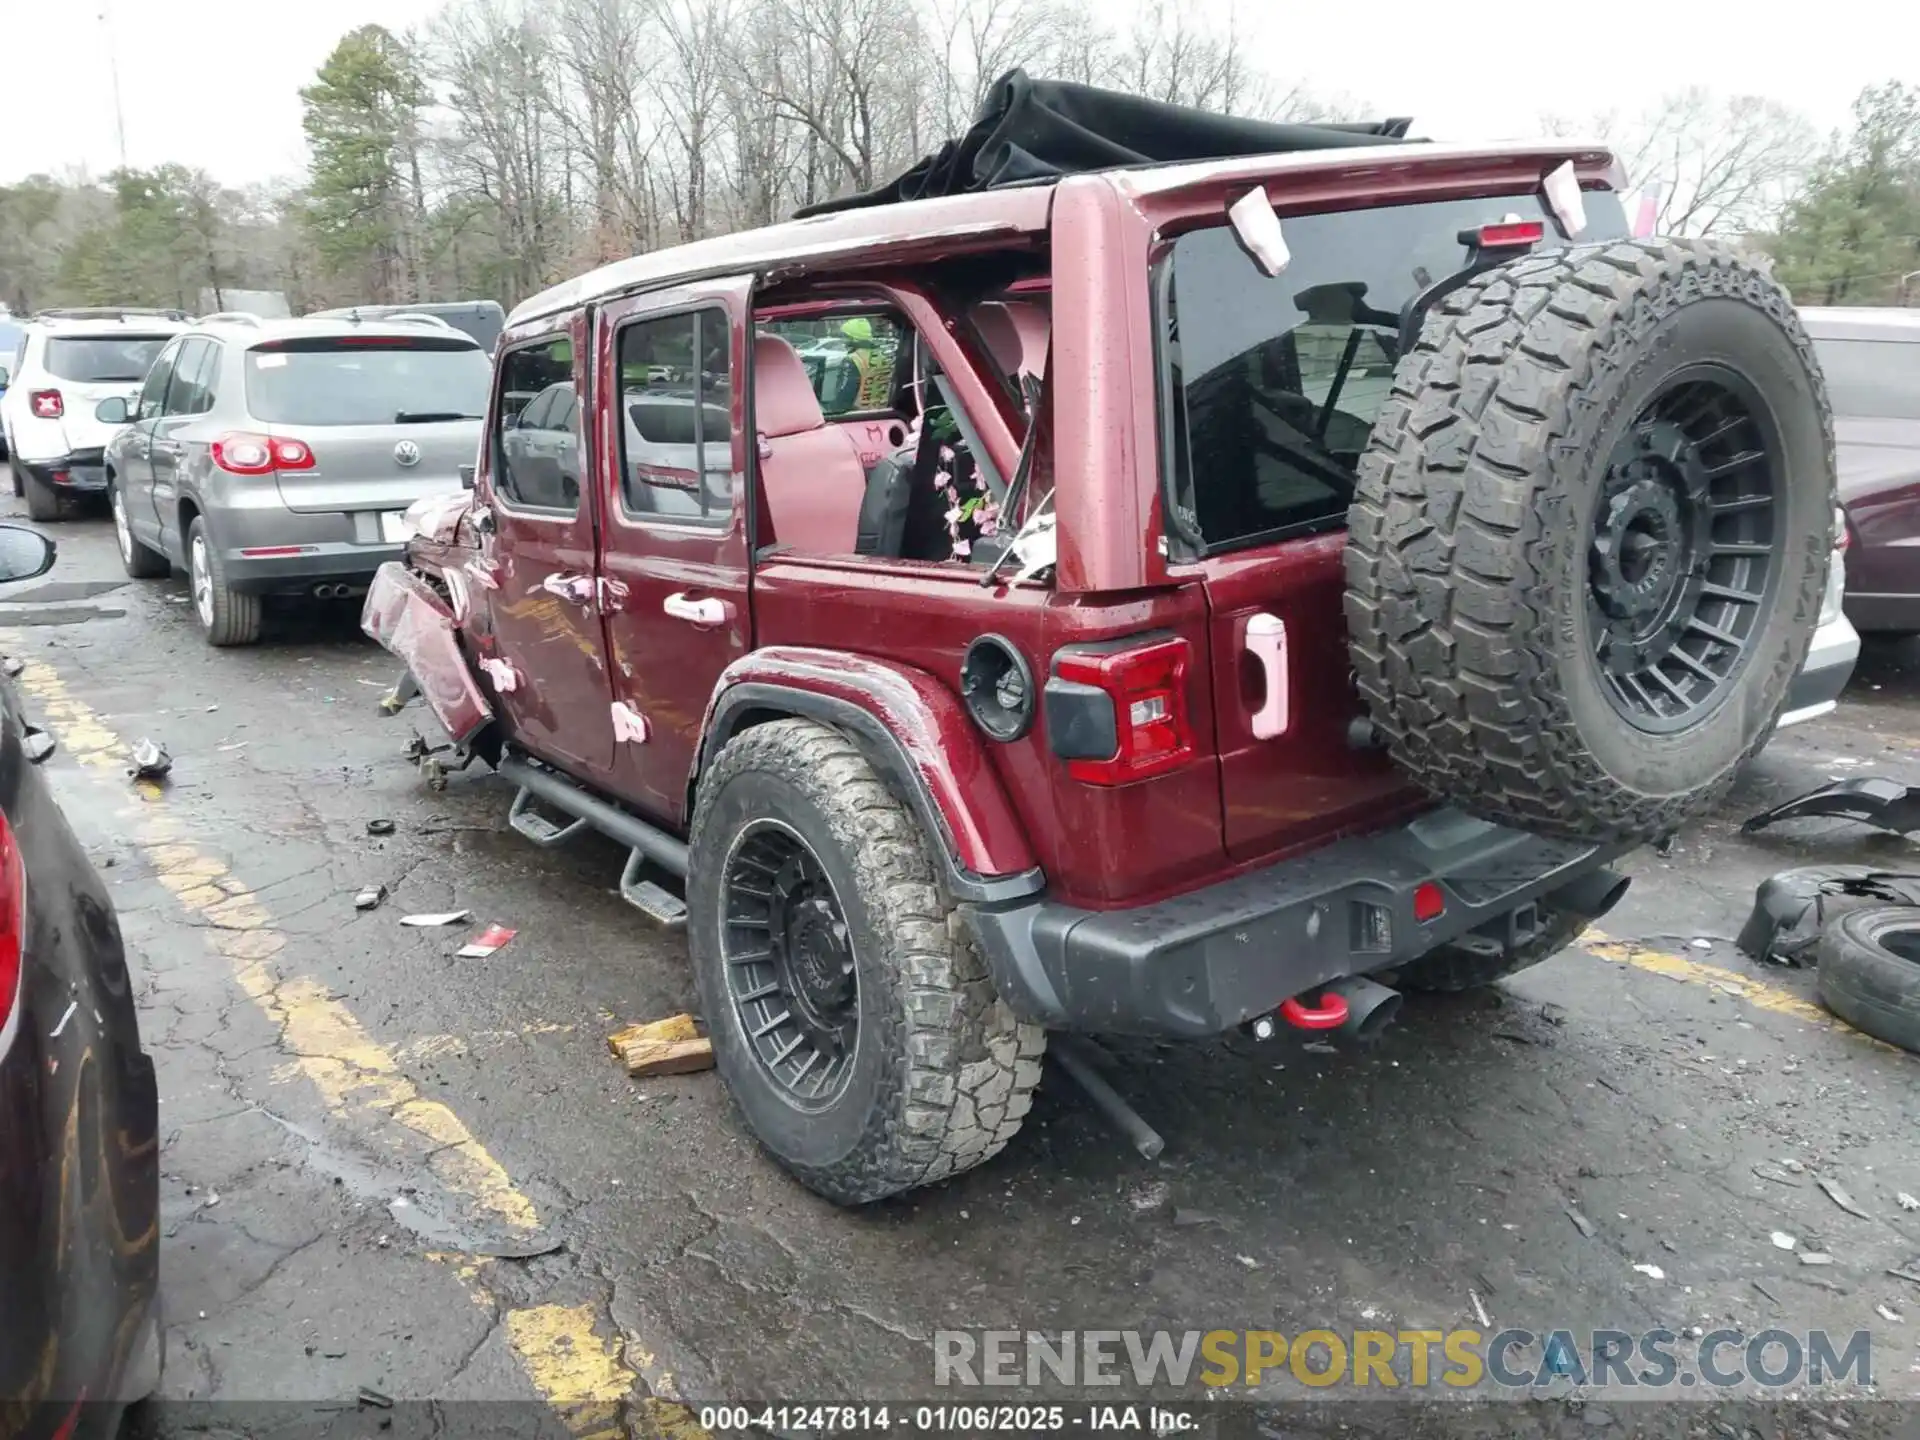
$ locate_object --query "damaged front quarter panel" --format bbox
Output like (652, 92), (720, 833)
(361, 561), (493, 745)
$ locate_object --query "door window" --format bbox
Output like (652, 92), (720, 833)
(492, 338), (581, 513)
(616, 309), (732, 525)
(758, 311), (902, 418)
(135, 340), (182, 420)
(164, 339), (217, 416)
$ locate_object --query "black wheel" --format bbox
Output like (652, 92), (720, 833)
(688, 718), (1045, 1205)
(1346, 239), (1833, 844)
(19, 461), (63, 523)
(112, 480), (168, 579)
(1393, 907), (1589, 993)
(185, 516), (261, 646)
(1816, 906), (1920, 1054)
(8, 452), (20, 496)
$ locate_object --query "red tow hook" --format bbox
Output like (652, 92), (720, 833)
(1278, 991), (1350, 1030)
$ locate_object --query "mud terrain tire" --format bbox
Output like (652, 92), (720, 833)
(1345, 239), (1833, 844)
(1392, 906), (1589, 992)
(688, 718), (1046, 1204)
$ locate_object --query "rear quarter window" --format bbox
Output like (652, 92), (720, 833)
(245, 338), (490, 426)
(1160, 191), (1629, 556)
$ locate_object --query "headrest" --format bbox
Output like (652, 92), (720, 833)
(753, 333), (825, 439)
(975, 300), (1049, 379)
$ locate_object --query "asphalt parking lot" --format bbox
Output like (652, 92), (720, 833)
(7, 498), (1920, 1439)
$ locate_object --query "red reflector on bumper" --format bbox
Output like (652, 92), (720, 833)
(1413, 881), (1446, 923)
(240, 546), (320, 557)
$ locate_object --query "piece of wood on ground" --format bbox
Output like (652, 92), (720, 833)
(618, 1036), (714, 1077)
(607, 1013), (700, 1054)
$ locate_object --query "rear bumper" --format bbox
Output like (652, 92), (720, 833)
(19, 449), (107, 493)
(1777, 610), (1860, 726)
(201, 495), (407, 590)
(220, 542), (402, 591)
(965, 810), (1629, 1037)
(1844, 590), (1920, 636)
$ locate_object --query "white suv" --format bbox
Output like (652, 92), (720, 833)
(1, 309), (188, 520)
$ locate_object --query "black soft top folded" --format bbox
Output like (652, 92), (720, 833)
(795, 68), (1414, 217)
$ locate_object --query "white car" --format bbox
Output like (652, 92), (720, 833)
(1, 309), (188, 521)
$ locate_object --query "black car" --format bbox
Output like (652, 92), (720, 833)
(0, 525), (161, 1437)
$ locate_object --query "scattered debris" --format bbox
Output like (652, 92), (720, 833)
(1800, 1252), (1834, 1266)
(1900, 1193), (1920, 1212)
(1, 657), (21, 677)
(1128, 1181), (1169, 1213)
(400, 910), (471, 927)
(366, 819), (396, 836)
(1818, 1176), (1874, 1220)
(1236, 1255), (1261, 1270)
(354, 886), (387, 912)
(457, 923), (517, 959)
(1886, 1267), (1920, 1286)
(205, 1192), (220, 1208)
(1784, 1158), (1806, 1174)
(1468, 1289), (1492, 1327)
(48, 1001), (77, 1039)
(357, 1387), (394, 1410)
(1172, 1209), (1225, 1229)
(1689, 938), (1713, 951)
(1752, 1279), (1780, 1305)
(1754, 1165), (1803, 1188)
(21, 729), (53, 764)
(1632, 1263), (1666, 1281)
(1742, 777), (1920, 837)
(1772, 1231), (1798, 1251)
(1738, 866), (1920, 966)
(128, 738), (171, 780)
(1564, 1205), (1595, 1238)
(1877, 1304), (1904, 1323)
(609, 1014), (713, 1076)
(1301, 1041), (1337, 1054)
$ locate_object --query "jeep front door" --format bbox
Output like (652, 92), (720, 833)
(477, 321), (614, 778)
(594, 278), (753, 823)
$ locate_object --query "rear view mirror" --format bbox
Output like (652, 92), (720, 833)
(95, 396), (131, 424)
(1228, 187), (1290, 278)
(459, 464), (476, 490)
(0, 524), (55, 583)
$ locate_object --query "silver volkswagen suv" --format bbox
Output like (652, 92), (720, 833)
(99, 313), (489, 645)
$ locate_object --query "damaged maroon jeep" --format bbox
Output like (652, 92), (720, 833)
(367, 74), (1835, 1204)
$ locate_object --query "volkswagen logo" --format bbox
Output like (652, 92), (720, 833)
(393, 440), (422, 468)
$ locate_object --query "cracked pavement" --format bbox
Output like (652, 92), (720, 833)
(6, 500), (1920, 1436)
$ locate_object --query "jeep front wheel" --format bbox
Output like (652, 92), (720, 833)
(687, 718), (1046, 1205)
(1345, 239), (1833, 844)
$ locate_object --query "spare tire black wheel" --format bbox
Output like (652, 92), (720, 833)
(1815, 905), (1920, 1054)
(1346, 239), (1834, 844)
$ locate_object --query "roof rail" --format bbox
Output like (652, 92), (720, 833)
(196, 311), (263, 326)
(31, 306), (190, 323)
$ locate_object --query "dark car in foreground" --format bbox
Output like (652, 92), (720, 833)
(0, 524), (161, 1437)
(1803, 307), (1920, 635)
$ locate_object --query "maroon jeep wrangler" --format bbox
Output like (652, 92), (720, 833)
(366, 76), (1833, 1205)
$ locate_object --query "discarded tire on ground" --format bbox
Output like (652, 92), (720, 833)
(1815, 905), (1920, 1054)
(1346, 239), (1834, 844)
(686, 718), (1046, 1204)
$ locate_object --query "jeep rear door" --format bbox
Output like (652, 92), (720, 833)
(593, 277), (754, 824)
(1162, 192), (1631, 863)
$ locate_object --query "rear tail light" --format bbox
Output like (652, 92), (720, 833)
(1465, 219), (1545, 250)
(211, 432), (315, 475)
(29, 388), (63, 419)
(1049, 636), (1196, 785)
(0, 808), (23, 1048)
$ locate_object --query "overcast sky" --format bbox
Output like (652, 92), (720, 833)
(5, 0), (1911, 187)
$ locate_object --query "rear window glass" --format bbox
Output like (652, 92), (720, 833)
(245, 339), (490, 426)
(1160, 192), (1629, 555)
(42, 334), (172, 384)
(1814, 338), (1920, 421)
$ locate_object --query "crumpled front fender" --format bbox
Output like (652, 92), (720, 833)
(361, 561), (493, 745)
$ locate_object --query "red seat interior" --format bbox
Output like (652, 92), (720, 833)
(753, 333), (869, 554)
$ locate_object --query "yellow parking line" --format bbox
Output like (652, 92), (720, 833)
(11, 650), (707, 1432)
(1580, 927), (1902, 1051)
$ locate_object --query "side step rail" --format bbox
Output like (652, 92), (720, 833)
(620, 849), (688, 929)
(508, 787), (591, 847)
(496, 753), (691, 928)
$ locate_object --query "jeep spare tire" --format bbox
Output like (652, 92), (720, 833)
(1345, 239), (1833, 844)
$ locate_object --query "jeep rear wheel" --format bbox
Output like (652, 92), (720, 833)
(1345, 239), (1833, 844)
(688, 718), (1046, 1205)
